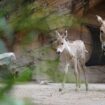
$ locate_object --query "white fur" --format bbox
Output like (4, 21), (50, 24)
(96, 15), (105, 52)
(96, 15), (103, 24)
(56, 30), (88, 91)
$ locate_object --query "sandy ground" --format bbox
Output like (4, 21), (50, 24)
(10, 83), (105, 105)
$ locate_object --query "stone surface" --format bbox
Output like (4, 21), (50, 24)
(10, 83), (105, 105)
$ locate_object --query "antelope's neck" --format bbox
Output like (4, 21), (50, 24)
(64, 41), (74, 57)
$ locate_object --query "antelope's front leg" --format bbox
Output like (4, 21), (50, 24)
(59, 63), (69, 91)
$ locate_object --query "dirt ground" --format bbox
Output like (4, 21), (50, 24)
(10, 83), (105, 105)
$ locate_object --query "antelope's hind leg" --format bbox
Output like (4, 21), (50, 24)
(74, 58), (79, 91)
(82, 65), (88, 91)
(77, 61), (82, 88)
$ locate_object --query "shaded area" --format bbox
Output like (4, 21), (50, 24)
(86, 24), (105, 66)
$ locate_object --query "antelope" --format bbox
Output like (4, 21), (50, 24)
(55, 30), (88, 91)
(96, 15), (105, 54)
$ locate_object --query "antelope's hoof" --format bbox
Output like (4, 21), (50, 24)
(59, 88), (62, 92)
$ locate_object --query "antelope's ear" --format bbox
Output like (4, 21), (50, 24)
(64, 30), (68, 38)
(96, 15), (103, 24)
(55, 31), (61, 38)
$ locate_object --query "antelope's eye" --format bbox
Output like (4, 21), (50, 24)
(61, 43), (63, 45)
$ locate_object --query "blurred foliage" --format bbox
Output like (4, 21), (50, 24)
(15, 67), (32, 82)
(45, 59), (75, 83)
(0, 40), (7, 53)
(0, 0), (82, 35)
(0, 0), (86, 105)
(34, 57), (63, 82)
(22, 31), (37, 45)
(10, 6), (80, 32)
(31, 45), (75, 83)
(0, 96), (32, 105)
(0, 0), (86, 51)
(0, 64), (33, 105)
(45, 58), (64, 82)
(0, 65), (14, 96)
(34, 58), (76, 83)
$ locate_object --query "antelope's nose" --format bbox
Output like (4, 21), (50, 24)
(56, 51), (61, 55)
